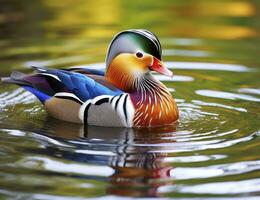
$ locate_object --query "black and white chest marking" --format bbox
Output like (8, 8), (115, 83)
(79, 94), (135, 127)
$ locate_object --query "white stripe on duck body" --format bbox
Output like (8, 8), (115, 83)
(78, 94), (135, 127)
(1, 29), (179, 127)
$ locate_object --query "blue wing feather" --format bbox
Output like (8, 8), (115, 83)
(56, 70), (122, 101)
(66, 67), (105, 76)
(23, 86), (51, 103)
(3, 66), (122, 104)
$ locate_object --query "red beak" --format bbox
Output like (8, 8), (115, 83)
(149, 57), (173, 77)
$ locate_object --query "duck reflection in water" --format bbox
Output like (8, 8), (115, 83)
(31, 118), (177, 197)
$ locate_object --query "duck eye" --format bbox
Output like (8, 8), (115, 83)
(136, 52), (143, 58)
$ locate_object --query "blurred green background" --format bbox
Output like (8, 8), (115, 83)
(0, 0), (259, 74)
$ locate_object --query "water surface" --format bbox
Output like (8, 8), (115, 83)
(0, 0), (260, 199)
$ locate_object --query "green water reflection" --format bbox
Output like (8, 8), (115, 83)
(0, 0), (260, 199)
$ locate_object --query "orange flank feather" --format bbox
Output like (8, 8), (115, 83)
(130, 81), (179, 127)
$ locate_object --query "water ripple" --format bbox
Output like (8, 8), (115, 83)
(196, 90), (260, 102)
(166, 62), (251, 72)
(171, 160), (260, 180)
(175, 179), (260, 195)
(0, 61), (259, 198)
(18, 156), (115, 177)
(0, 88), (36, 108)
(192, 100), (247, 112)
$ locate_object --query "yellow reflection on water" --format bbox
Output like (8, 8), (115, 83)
(195, 1), (256, 17)
(0, 0), (258, 41)
(192, 25), (256, 40)
(43, 0), (120, 38)
(169, 24), (256, 40)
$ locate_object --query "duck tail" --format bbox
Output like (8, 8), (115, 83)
(1, 71), (51, 103)
(1, 71), (29, 85)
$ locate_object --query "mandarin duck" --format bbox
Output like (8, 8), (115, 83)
(1, 29), (179, 127)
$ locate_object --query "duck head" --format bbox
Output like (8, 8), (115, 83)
(105, 29), (173, 92)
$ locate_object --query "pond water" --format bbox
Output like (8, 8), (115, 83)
(0, 0), (260, 199)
